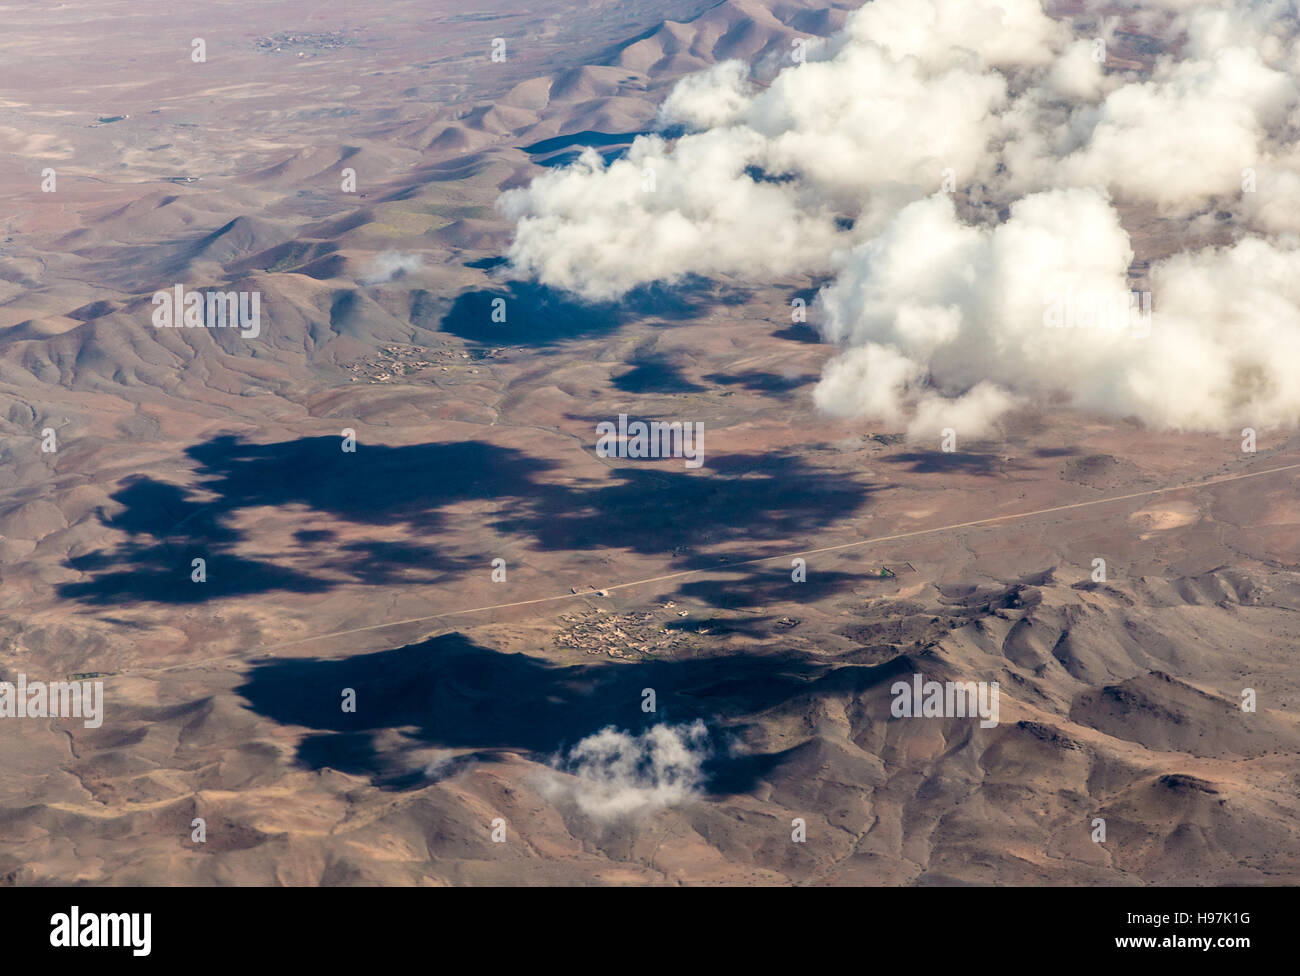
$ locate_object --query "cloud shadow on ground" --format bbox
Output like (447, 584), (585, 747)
(237, 631), (910, 792)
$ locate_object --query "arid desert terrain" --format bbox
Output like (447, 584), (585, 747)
(1, 0), (1299, 885)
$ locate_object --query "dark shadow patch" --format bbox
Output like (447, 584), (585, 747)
(881, 451), (1027, 477)
(614, 357), (705, 393)
(535, 147), (627, 169)
(518, 130), (646, 155)
(771, 323), (822, 344)
(236, 631), (906, 791)
(744, 164), (796, 185)
(59, 432), (874, 605)
(518, 128), (647, 172)
(323, 540), (472, 586)
(704, 370), (816, 393)
(660, 614), (777, 638)
(438, 277), (720, 346)
(57, 437), (553, 605)
(294, 529), (337, 544)
(185, 435), (554, 531)
(675, 568), (862, 610)
(60, 549), (332, 605)
(492, 451), (877, 560)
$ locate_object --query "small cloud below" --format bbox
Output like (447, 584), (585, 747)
(541, 721), (711, 820)
(360, 251), (423, 285)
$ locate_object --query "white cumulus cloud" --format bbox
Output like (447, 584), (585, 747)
(500, 0), (1300, 435)
(542, 721), (711, 820)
